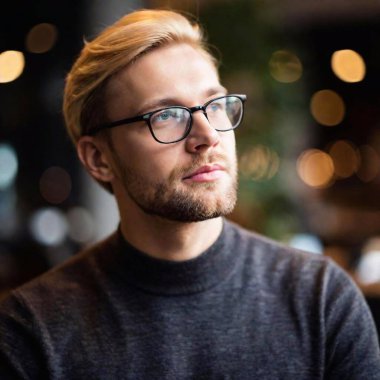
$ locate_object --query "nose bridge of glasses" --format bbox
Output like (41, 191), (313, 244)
(189, 105), (206, 115)
(189, 105), (209, 124)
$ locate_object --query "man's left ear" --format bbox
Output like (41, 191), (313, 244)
(76, 136), (115, 184)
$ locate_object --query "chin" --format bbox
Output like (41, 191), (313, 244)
(137, 184), (236, 223)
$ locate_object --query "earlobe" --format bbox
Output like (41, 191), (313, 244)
(77, 136), (114, 183)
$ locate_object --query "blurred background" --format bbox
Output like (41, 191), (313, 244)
(1, 0), (380, 333)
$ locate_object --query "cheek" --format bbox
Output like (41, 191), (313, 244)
(150, 148), (184, 176)
(221, 132), (237, 158)
(116, 134), (182, 178)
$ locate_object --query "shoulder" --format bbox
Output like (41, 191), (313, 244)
(227, 220), (380, 376)
(225, 218), (330, 275)
(225, 219), (364, 303)
(0, 231), (119, 316)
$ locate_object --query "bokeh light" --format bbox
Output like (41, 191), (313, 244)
(297, 149), (335, 188)
(0, 50), (25, 83)
(29, 208), (68, 246)
(39, 166), (72, 204)
(357, 238), (380, 284)
(328, 140), (360, 178)
(289, 233), (323, 254)
(357, 145), (380, 182)
(25, 23), (58, 54)
(269, 50), (303, 83)
(67, 207), (94, 244)
(357, 251), (380, 284)
(310, 89), (345, 126)
(331, 49), (366, 83)
(240, 145), (280, 181)
(0, 144), (18, 189)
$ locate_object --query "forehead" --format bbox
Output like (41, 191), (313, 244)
(105, 43), (221, 118)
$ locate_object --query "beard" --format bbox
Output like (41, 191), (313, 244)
(114, 152), (238, 223)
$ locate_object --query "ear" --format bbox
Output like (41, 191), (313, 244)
(76, 136), (115, 183)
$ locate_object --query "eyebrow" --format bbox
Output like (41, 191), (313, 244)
(136, 86), (228, 115)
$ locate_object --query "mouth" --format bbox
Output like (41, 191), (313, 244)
(183, 164), (226, 182)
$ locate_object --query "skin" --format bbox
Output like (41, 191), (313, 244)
(77, 43), (238, 261)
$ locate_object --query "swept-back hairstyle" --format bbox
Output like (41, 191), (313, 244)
(63, 9), (216, 145)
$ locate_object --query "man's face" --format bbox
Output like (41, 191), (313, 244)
(103, 43), (238, 222)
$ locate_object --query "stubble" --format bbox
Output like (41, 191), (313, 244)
(115, 152), (238, 223)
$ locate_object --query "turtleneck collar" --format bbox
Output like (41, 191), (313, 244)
(107, 219), (239, 296)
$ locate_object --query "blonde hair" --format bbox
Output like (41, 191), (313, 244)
(63, 9), (216, 145)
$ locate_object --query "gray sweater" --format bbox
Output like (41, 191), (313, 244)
(0, 220), (379, 379)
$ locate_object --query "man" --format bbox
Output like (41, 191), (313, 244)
(0, 8), (379, 379)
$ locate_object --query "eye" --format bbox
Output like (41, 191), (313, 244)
(208, 99), (226, 113)
(151, 108), (189, 128)
(151, 109), (176, 124)
(155, 110), (172, 121)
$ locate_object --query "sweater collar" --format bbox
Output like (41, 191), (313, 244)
(111, 219), (238, 295)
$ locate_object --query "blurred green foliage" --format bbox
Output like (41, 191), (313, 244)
(200, 0), (310, 240)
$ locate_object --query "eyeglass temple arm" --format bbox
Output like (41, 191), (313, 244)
(89, 114), (150, 135)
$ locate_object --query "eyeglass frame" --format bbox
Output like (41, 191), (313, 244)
(86, 94), (247, 144)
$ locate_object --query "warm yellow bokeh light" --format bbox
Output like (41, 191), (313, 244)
(0, 50), (25, 83)
(328, 140), (360, 178)
(357, 145), (380, 182)
(26, 23), (58, 54)
(310, 89), (345, 126)
(331, 49), (366, 83)
(297, 149), (335, 188)
(240, 145), (280, 181)
(269, 50), (303, 83)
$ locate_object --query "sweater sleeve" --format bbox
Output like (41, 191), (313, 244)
(0, 293), (47, 380)
(323, 261), (380, 379)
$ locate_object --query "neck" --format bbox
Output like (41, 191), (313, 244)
(119, 206), (223, 262)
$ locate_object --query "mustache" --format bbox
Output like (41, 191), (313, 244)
(169, 153), (235, 181)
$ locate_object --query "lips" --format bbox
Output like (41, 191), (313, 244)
(183, 164), (225, 182)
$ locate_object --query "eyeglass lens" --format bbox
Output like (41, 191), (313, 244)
(150, 96), (243, 143)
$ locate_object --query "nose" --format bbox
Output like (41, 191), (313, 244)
(185, 110), (220, 153)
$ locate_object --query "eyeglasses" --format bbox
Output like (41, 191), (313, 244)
(88, 94), (247, 144)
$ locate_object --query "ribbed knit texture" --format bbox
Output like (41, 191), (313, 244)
(0, 219), (379, 379)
